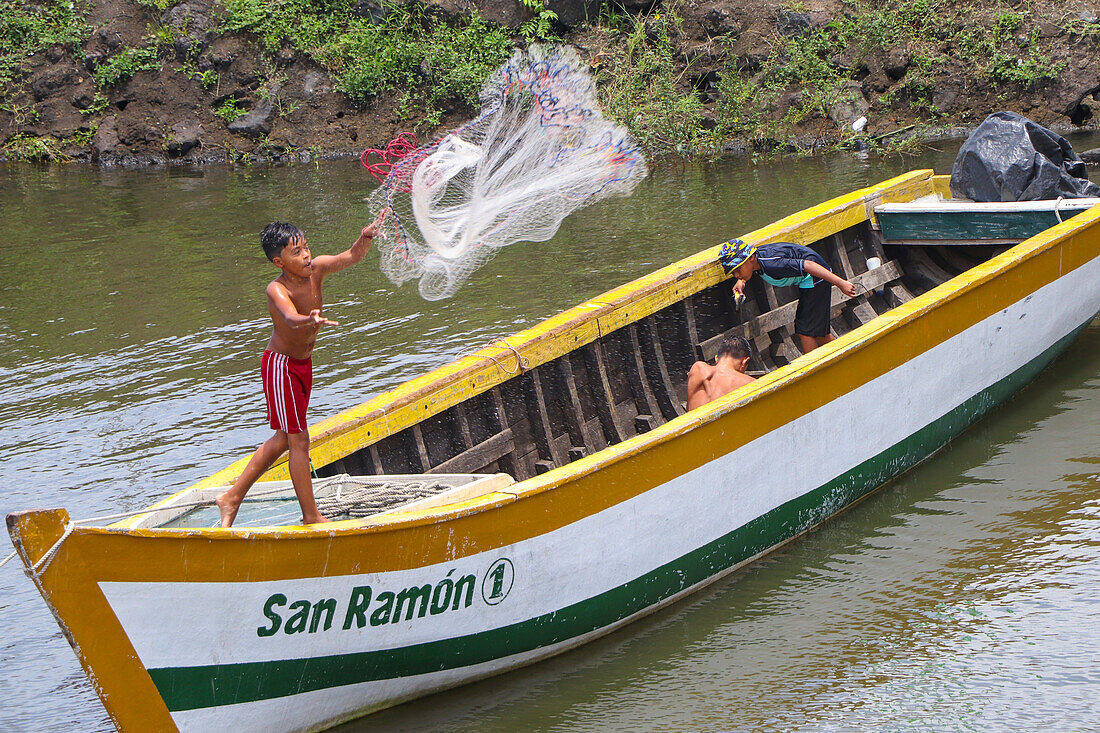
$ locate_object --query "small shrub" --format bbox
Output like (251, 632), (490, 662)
(214, 98), (248, 122)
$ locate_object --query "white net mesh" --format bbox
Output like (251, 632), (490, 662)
(366, 45), (649, 300)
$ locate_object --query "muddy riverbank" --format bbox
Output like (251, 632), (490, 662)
(2, 0), (1099, 165)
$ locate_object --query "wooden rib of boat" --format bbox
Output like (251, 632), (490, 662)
(8, 169), (1100, 733)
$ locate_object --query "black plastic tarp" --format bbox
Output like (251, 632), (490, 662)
(950, 111), (1100, 202)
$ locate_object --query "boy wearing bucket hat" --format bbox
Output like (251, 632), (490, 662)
(719, 239), (856, 354)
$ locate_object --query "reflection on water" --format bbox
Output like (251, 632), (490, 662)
(2, 134), (1099, 731)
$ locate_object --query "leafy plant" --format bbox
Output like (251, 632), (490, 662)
(214, 98), (249, 122)
(93, 45), (161, 87)
(518, 0), (559, 41)
(1, 132), (71, 161)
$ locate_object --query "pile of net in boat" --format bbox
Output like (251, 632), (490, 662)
(314, 475), (452, 519)
(363, 44), (649, 300)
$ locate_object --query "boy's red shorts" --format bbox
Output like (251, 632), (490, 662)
(262, 350), (312, 434)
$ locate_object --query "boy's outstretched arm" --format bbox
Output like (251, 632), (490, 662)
(268, 282), (339, 328)
(803, 260), (857, 297)
(312, 224), (378, 275)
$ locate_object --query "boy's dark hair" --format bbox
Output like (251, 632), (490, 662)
(716, 334), (751, 361)
(260, 222), (304, 261)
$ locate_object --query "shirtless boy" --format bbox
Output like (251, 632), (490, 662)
(216, 221), (376, 527)
(687, 334), (757, 410)
(719, 238), (856, 354)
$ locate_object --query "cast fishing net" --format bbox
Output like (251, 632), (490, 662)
(363, 45), (649, 300)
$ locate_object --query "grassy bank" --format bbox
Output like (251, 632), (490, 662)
(2, 0), (1098, 162)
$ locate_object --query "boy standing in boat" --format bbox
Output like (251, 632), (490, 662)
(687, 334), (756, 410)
(217, 221), (377, 527)
(719, 239), (857, 354)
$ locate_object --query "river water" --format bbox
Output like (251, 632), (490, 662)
(2, 136), (1098, 731)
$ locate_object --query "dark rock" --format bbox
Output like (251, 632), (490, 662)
(117, 118), (160, 146)
(302, 70), (331, 98)
(421, 0), (476, 23)
(607, 0), (659, 13)
(776, 10), (811, 36)
(95, 27), (125, 52)
(71, 89), (97, 110)
(46, 45), (65, 63)
(883, 50), (910, 80)
(163, 0), (215, 33)
(1079, 147), (1100, 165)
(471, 0), (532, 28)
(701, 6), (741, 38)
(1037, 21), (1062, 39)
(166, 120), (202, 156)
(227, 99), (275, 138)
(92, 116), (120, 158)
(931, 86), (960, 115)
(353, 0), (389, 23)
(1068, 102), (1093, 126)
(164, 0), (215, 57)
(736, 52), (765, 75)
(31, 65), (82, 101)
(545, 0), (599, 28)
(827, 81), (869, 126)
(84, 50), (106, 72)
(174, 35), (210, 59)
(33, 98), (83, 137)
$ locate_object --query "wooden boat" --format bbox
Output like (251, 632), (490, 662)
(8, 169), (1100, 732)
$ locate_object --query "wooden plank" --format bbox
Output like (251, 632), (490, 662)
(625, 324), (659, 418)
(679, 299), (700, 345)
(775, 328), (802, 362)
(639, 318), (685, 419)
(430, 429), (516, 474)
(555, 357), (593, 451)
(698, 260), (905, 361)
(832, 232), (857, 279)
(851, 300), (879, 325)
(367, 445), (384, 475)
(581, 341), (625, 444)
(887, 282), (914, 305)
(410, 424), (431, 472)
(453, 402), (474, 449)
(528, 369), (565, 466)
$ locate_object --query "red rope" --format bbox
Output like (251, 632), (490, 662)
(360, 132), (418, 183)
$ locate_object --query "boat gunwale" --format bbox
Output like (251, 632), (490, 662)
(100, 171), (1100, 540)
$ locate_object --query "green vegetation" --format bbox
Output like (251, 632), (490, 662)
(213, 98), (248, 123)
(0, 0), (1087, 164)
(517, 0), (559, 41)
(1, 132), (71, 161)
(701, 0), (1065, 157)
(220, 0), (513, 117)
(594, 10), (721, 156)
(0, 0), (89, 94)
(93, 44), (162, 87)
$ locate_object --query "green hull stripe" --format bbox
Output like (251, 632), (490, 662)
(149, 319), (1093, 712)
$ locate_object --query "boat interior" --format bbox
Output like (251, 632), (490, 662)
(142, 187), (1096, 529)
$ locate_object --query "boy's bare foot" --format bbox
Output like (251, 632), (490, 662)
(302, 513), (332, 525)
(216, 492), (240, 528)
